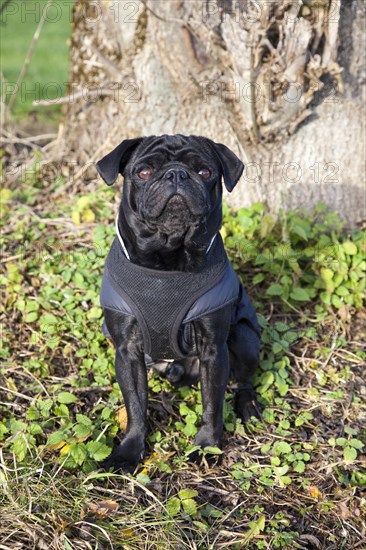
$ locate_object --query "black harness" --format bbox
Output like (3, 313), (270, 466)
(100, 230), (260, 361)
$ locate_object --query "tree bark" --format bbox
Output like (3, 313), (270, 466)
(60, 0), (365, 224)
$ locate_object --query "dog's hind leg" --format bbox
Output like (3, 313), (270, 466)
(228, 321), (261, 422)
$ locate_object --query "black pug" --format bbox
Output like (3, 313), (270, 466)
(96, 134), (261, 473)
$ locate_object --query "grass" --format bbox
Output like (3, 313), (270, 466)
(0, 0), (71, 123)
(0, 159), (365, 548)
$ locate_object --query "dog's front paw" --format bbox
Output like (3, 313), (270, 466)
(102, 437), (144, 474)
(188, 428), (223, 466)
(234, 388), (261, 423)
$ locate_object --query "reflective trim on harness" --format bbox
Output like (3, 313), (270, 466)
(115, 215), (217, 260)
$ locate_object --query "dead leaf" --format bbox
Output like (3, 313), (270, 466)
(115, 406), (128, 431)
(85, 499), (119, 517)
(338, 305), (350, 321)
(299, 534), (322, 548)
(73, 432), (92, 443)
(307, 485), (322, 499)
(121, 527), (135, 539)
(59, 444), (70, 456)
(337, 502), (350, 519)
(48, 440), (67, 451)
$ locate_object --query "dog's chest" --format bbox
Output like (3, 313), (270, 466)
(100, 236), (237, 361)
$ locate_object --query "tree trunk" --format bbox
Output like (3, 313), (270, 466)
(60, 0), (365, 224)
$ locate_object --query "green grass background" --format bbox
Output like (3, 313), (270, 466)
(1, 0), (71, 121)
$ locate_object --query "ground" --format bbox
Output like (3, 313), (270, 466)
(0, 167), (365, 549)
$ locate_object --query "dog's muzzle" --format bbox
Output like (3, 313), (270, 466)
(142, 167), (210, 220)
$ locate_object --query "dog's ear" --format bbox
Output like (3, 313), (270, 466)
(210, 141), (244, 192)
(96, 137), (143, 185)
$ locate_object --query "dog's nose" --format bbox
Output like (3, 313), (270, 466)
(165, 168), (189, 184)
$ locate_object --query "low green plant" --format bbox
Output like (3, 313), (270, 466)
(1, 181), (365, 548)
(222, 202), (365, 315)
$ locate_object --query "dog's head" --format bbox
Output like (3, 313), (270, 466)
(96, 134), (244, 245)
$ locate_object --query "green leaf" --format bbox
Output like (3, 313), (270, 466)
(350, 471), (366, 487)
(29, 423), (43, 435)
(70, 442), (88, 466)
(336, 437), (347, 447)
(135, 473), (150, 485)
(202, 446), (223, 455)
(38, 399), (53, 416)
(343, 446), (357, 462)
(320, 268), (334, 281)
(179, 404), (193, 416)
(54, 403), (70, 419)
(9, 419), (27, 434)
(24, 311), (38, 323)
(87, 307), (102, 320)
(266, 283), (283, 296)
(57, 392), (77, 404)
(291, 224), (308, 241)
(349, 439), (364, 450)
(277, 384), (289, 397)
(167, 497), (181, 517)
(342, 241), (357, 255)
(182, 422), (197, 437)
(262, 409), (275, 423)
(293, 461), (306, 473)
(331, 295), (342, 308)
(272, 342), (283, 354)
(253, 273), (265, 285)
(86, 441), (112, 462)
(260, 442), (272, 454)
(282, 331), (298, 343)
(101, 407), (113, 420)
(243, 515), (266, 543)
(0, 423), (9, 440)
(258, 372), (274, 394)
(25, 301), (39, 312)
(16, 299), (26, 311)
(260, 214), (276, 238)
(320, 291), (331, 305)
(13, 434), (28, 461)
(274, 322), (289, 332)
(47, 431), (66, 447)
(179, 489), (198, 500)
(182, 498), (197, 516)
(75, 414), (93, 426)
(344, 426), (358, 435)
(272, 441), (292, 456)
(278, 476), (292, 486)
(290, 288), (310, 301)
(26, 406), (41, 421)
(73, 424), (92, 440)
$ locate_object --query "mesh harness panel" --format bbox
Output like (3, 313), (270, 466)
(101, 235), (230, 360)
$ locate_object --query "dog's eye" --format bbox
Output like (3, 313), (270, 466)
(137, 168), (153, 180)
(198, 168), (211, 179)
